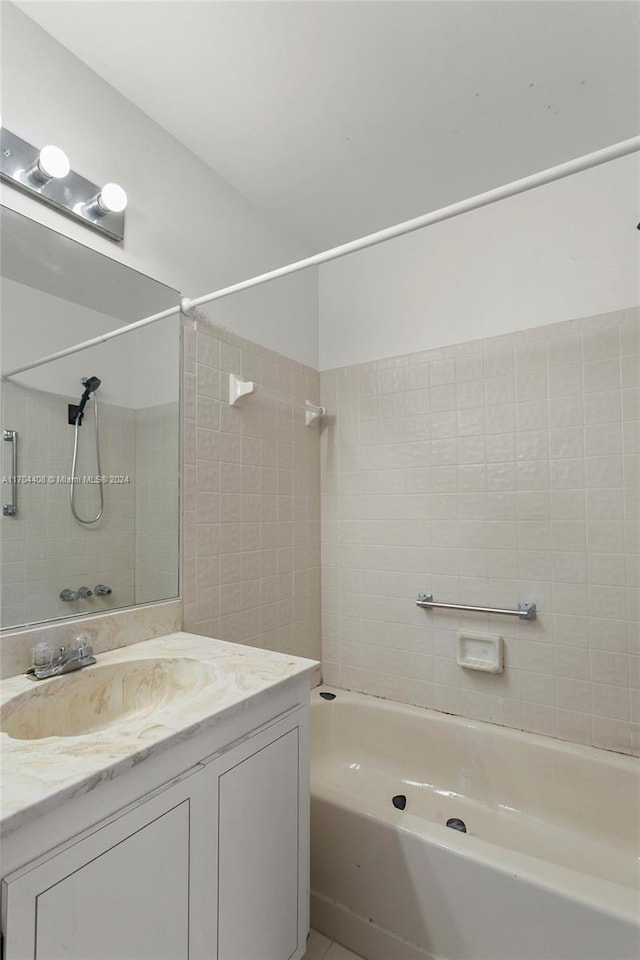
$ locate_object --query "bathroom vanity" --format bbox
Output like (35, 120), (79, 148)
(0, 633), (317, 960)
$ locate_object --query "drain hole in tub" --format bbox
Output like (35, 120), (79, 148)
(319, 692), (336, 700)
(392, 795), (407, 810)
(446, 817), (467, 833)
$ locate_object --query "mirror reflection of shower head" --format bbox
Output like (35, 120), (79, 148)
(75, 376), (101, 422)
(69, 375), (105, 524)
(81, 376), (101, 394)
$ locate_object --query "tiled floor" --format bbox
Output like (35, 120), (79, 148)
(302, 928), (364, 960)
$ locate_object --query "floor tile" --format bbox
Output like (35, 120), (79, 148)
(302, 928), (332, 960)
(325, 942), (364, 960)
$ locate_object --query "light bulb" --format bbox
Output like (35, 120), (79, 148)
(97, 182), (127, 214)
(36, 145), (70, 180)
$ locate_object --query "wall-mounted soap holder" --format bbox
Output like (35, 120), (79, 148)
(456, 631), (504, 673)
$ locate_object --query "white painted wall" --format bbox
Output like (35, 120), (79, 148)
(319, 153), (640, 369)
(4, 5), (637, 375)
(0, 4), (318, 368)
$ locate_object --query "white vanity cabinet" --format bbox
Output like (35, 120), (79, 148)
(2, 702), (310, 960)
(2, 769), (203, 960)
(214, 722), (303, 960)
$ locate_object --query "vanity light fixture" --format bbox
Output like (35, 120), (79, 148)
(85, 182), (128, 217)
(0, 126), (126, 242)
(27, 144), (70, 184)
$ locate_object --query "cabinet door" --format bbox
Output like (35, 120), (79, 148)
(2, 767), (210, 960)
(208, 708), (309, 960)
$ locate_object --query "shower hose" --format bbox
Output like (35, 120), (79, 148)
(70, 392), (104, 524)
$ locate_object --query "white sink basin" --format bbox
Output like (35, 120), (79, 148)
(0, 658), (219, 740)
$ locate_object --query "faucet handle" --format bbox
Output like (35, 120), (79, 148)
(31, 642), (53, 668)
(73, 633), (95, 659)
(77, 586), (93, 598)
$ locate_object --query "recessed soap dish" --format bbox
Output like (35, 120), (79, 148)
(456, 631), (504, 674)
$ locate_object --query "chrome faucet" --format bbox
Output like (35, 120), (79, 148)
(29, 635), (96, 681)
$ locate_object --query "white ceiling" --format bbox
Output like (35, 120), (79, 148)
(16, 0), (640, 252)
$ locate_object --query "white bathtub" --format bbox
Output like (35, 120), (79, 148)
(310, 686), (640, 960)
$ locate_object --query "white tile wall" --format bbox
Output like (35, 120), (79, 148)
(0, 383), (136, 627)
(1, 384), (181, 629)
(135, 402), (180, 603)
(320, 307), (640, 755)
(182, 317), (321, 663)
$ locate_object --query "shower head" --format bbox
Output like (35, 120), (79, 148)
(74, 376), (102, 423)
(81, 376), (101, 394)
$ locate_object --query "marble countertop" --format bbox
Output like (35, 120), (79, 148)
(0, 632), (318, 837)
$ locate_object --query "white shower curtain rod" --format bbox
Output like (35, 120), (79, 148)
(3, 135), (639, 381)
(1, 305), (181, 380)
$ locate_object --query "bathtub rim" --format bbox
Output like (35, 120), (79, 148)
(311, 684), (640, 928)
(312, 684), (638, 772)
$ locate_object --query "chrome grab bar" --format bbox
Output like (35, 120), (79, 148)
(417, 593), (537, 621)
(3, 429), (18, 517)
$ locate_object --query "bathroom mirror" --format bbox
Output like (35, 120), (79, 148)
(0, 207), (181, 630)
